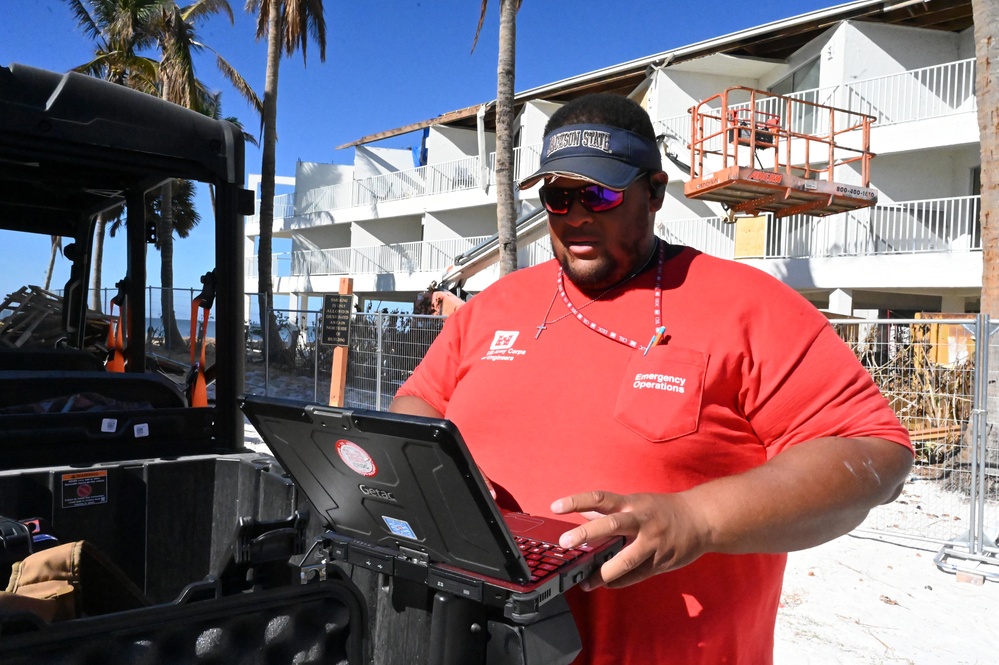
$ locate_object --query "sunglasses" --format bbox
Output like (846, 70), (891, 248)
(539, 172), (653, 216)
(538, 182), (628, 216)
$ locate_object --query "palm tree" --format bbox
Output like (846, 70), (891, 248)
(43, 237), (63, 291)
(246, 0), (327, 359)
(150, 0), (248, 349)
(69, 0), (259, 350)
(203, 90), (261, 213)
(972, 0), (998, 453)
(66, 0), (166, 312)
(473, 0), (522, 276)
(974, 1), (997, 314)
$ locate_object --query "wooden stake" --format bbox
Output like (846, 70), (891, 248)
(328, 277), (353, 407)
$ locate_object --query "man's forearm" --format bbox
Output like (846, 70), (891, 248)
(388, 394), (443, 418)
(686, 436), (913, 555)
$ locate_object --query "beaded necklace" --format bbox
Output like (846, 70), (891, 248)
(535, 240), (665, 351)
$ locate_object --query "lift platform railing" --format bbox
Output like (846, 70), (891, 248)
(685, 87), (878, 219)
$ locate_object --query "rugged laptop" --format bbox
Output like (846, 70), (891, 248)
(240, 394), (624, 623)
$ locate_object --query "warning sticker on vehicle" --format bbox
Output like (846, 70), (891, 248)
(61, 470), (109, 509)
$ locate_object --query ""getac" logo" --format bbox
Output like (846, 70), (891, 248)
(359, 485), (396, 502)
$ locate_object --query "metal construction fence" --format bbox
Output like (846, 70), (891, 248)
(244, 309), (445, 410)
(248, 310), (999, 578)
(827, 316), (998, 579)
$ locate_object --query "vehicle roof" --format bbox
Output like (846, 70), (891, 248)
(0, 63), (244, 237)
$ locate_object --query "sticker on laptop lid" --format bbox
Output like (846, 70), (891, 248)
(382, 515), (418, 540)
(336, 439), (378, 477)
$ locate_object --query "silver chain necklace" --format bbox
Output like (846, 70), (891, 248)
(535, 239), (661, 340)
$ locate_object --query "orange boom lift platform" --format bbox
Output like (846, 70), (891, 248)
(683, 86), (878, 220)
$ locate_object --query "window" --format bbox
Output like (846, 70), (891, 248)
(770, 57), (820, 96)
(770, 58), (821, 135)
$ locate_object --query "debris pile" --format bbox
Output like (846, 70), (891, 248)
(0, 286), (109, 351)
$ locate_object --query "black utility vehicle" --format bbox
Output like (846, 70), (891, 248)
(0, 63), (364, 664)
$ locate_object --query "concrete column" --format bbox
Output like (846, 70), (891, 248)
(940, 295), (966, 313)
(828, 288), (853, 316)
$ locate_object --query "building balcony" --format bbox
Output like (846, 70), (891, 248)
(248, 58), (976, 231)
(659, 194), (981, 260)
(248, 193), (979, 298)
(655, 57), (977, 152)
(246, 192), (295, 234)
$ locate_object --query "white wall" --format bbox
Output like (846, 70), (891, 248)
(294, 162), (352, 208)
(653, 69), (762, 119)
(518, 100), (562, 146)
(760, 27), (831, 89)
(351, 216), (422, 246)
(292, 225), (350, 250)
(872, 145), (981, 202)
(354, 146), (416, 179)
(423, 205), (498, 241)
(957, 26), (975, 59)
(426, 126), (491, 164)
(837, 21), (961, 82)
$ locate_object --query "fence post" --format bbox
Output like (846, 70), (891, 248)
(375, 312), (384, 410)
(264, 307), (270, 396)
(314, 310), (320, 403)
(971, 313), (993, 557)
(328, 278), (353, 407)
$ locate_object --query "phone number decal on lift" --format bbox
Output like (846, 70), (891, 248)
(835, 185), (875, 198)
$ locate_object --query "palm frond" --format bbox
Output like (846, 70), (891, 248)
(471, 0), (488, 54)
(213, 50), (263, 115)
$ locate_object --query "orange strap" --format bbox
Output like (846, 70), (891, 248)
(106, 301), (125, 373)
(189, 299), (210, 407)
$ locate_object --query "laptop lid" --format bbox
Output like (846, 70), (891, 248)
(240, 394), (531, 583)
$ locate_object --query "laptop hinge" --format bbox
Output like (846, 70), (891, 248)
(399, 545), (430, 564)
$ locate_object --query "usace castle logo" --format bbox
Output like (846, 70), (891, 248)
(482, 330), (525, 362)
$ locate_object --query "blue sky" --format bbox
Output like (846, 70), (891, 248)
(1, 0), (836, 311)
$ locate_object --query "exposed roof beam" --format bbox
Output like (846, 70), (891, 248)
(337, 0), (971, 149)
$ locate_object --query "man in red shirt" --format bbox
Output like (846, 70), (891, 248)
(391, 93), (913, 664)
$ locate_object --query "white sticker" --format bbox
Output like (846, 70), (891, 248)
(101, 418), (118, 433)
(134, 423), (149, 438)
(382, 516), (417, 540)
(336, 439), (378, 477)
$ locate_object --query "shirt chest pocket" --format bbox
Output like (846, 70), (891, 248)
(613, 346), (708, 442)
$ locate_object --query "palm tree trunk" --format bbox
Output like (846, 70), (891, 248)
(258, 0), (286, 360)
(90, 213), (106, 313)
(159, 180), (186, 351)
(975, 0), (998, 315)
(495, 0), (518, 276)
(972, 0), (999, 460)
(44, 236), (60, 290)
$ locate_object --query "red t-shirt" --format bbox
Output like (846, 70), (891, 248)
(397, 246), (911, 664)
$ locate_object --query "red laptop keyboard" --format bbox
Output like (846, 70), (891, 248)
(515, 536), (585, 582)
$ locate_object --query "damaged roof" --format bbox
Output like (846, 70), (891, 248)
(337, 0), (973, 149)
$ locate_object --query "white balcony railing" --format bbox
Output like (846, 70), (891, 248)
(659, 195), (981, 260)
(248, 195), (978, 287)
(260, 59), (976, 223)
(247, 192), (296, 226)
(244, 253), (291, 282)
(656, 217), (736, 259)
(767, 195), (982, 258)
(840, 58), (976, 126)
(291, 235), (492, 277)
(293, 145), (544, 220)
(654, 57), (977, 150)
